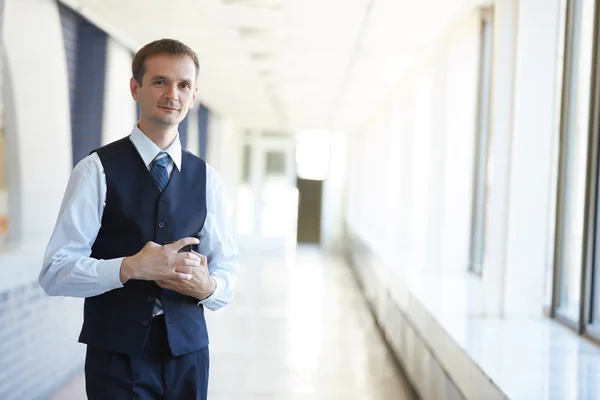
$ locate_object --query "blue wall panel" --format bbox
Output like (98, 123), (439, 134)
(71, 23), (107, 166)
(198, 104), (210, 160)
(179, 114), (189, 150)
(58, 5), (79, 124)
(59, 6), (107, 166)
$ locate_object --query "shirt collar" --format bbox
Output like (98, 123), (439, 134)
(129, 124), (182, 171)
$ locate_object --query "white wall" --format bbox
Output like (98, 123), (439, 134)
(481, 0), (519, 317)
(206, 114), (242, 217)
(345, 10), (480, 277)
(102, 38), (136, 144)
(343, 0), (566, 321)
(440, 15), (479, 272)
(424, 60), (448, 271)
(4, 0), (72, 243)
(321, 131), (347, 251)
(341, 1), (572, 396)
(410, 73), (434, 271)
(502, 0), (562, 317)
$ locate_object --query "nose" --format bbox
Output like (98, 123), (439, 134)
(164, 83), (179, 102)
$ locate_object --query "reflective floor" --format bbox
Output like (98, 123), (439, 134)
(53, 242), (416, 399)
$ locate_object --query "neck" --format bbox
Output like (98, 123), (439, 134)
(138, 119), (178, 150)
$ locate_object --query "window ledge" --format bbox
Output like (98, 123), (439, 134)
(345, 235), (600, 399)
(397, 269), (600, 399)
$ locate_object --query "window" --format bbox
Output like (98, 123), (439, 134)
(545, 0), (570, 311)
(469, 7), (494, 274)
(0, 106), (6, 249)
(552, 0), (597, 330)
(587, 4), (600, 332)
(266, 151), (286, 176)
(242, 144), (251, 183)
(0, 0), (7, 249)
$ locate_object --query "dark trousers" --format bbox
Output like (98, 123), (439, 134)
(85, 315), (209, 400)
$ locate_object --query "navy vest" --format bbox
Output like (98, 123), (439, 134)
(78, 137), (208, 356)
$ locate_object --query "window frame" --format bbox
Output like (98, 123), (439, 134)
(551, 0), (600, 340)
(468, 6), (495, 275)
(582, 0), (600, 340)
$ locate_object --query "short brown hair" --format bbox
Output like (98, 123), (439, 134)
(132, 39), (200, 85)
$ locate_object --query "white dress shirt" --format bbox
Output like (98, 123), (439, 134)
(39, 125), (239, 311)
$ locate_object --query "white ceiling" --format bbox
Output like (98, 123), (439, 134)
(60, 0), (473, 133)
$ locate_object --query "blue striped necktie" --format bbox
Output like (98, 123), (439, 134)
(150, 151), (171, 316)
(150, 152), (171, 192)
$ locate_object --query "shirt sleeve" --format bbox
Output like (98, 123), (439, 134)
(196, 164), (240, 311)
(38, 153), (125, 297)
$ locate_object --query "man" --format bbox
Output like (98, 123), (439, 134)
(39, 38), (239, 399)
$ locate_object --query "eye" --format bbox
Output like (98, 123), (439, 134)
(153, 80), (165, 86)
(180, 83), (191, 90)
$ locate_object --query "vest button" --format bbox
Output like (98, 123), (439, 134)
(147, 297), (154, 303)
(142, 320), (150, 327)
(158, 221), (165, 228)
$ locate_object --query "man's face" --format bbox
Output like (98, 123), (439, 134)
(131, 54), (197, 128)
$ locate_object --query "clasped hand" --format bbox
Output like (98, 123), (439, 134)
(121, 237), (216, 300)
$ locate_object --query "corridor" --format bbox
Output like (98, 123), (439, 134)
(53, 242), (416, 399)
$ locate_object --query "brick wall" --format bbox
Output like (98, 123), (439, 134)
(0, 280), (84, 399)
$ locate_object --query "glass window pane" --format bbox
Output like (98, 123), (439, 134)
(266, 151), (286, 176)
(557, 0), (596, 321)
(593, 235), (600, 322)
(242, 144), (251, 183)
(0, 109), (6, 249)
(0, 14), (7, 250)
(544, 0), (569, 309)
(470, 12), (493, 273)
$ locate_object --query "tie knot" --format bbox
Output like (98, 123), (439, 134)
(153, 152), (170, 168)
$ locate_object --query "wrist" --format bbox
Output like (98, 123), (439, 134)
(197, 277), (216, 301)
(120, 257), (135, 282)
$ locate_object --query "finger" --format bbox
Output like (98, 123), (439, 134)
(174, 265), (194, 275)
(191, 251), (208, 265)
(166, 237), (200, 253)
(168, 271), (193, 281)
(175, 252), (201, 267)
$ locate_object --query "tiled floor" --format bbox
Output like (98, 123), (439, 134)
(52, 242), (416, 399)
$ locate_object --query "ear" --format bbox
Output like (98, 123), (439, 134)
(191, 86), (198, 106)
(130, 77), (140, 100)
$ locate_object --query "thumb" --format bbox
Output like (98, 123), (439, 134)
(167, 237), (200, 253)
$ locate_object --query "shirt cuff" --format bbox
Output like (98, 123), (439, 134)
(98, 257), (126, 292)
(197, 276), (224, 306)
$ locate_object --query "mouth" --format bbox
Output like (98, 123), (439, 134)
(158, 105), (179, 112)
